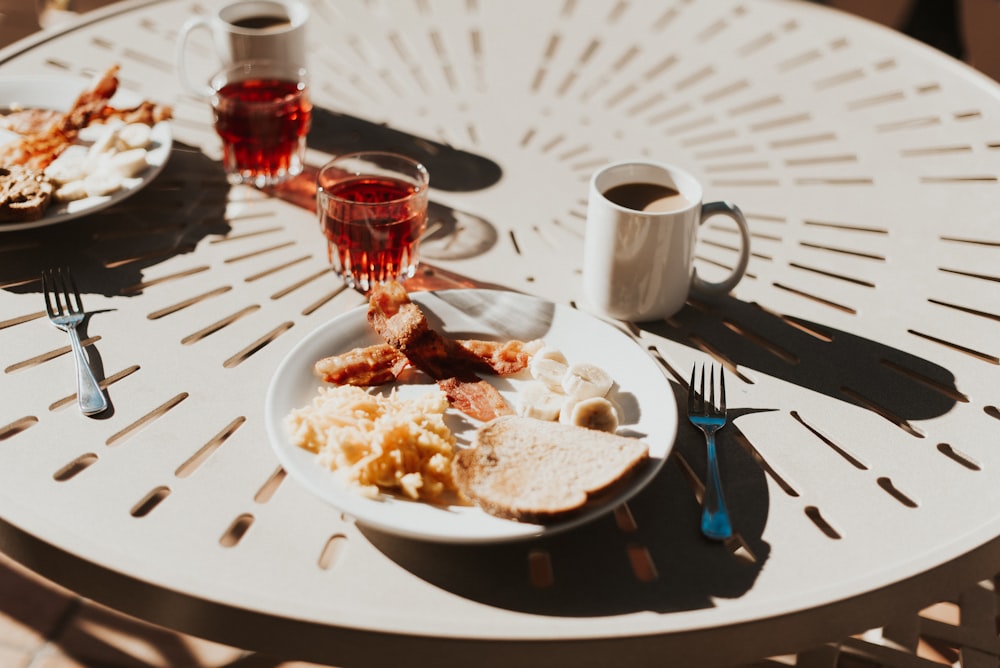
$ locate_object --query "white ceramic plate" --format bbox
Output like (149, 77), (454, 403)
(265, 289), (678, 543)
(0, 74), (172, 232)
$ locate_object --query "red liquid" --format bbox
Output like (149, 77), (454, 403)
(213, 78), (311, 185)
(319, 176), (428, 291)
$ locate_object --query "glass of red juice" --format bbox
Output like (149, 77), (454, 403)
(316, 152), (430, 292)
(210, 59), (311, 187)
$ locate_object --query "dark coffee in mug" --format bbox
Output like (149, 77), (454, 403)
(603, 182), (693, 213)
(231, 15), (292, 30)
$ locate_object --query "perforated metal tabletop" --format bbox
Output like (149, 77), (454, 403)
(1, 1), (999, 666)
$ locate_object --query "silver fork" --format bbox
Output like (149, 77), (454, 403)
(42, 268), (108, 416)
(688, 364), (732, 540)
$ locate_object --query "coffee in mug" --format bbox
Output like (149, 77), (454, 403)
(176, 0), (308, 97)
(582, 160), (751, 321)
(602, 182), (694, 213)
(230, 15), (292, 30)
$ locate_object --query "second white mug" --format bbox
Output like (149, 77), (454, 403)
(582, 160), (751, 322)
(176, 0), (309, 97)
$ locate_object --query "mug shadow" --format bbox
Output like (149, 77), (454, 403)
(647, 293), (960, 425)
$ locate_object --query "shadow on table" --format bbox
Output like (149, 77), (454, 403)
(0, 116), (962, 616)
(0, 130), (503, 299)
(651, 294), (959, 424)
(363, 297), (775, 617)
(265, 167), (500, 264)
(365, 293), (963, 616)
(307, 107), (503, 193)
(365, 390), (770, 616)
(265, 106), (505, 263)
(0, 141), (232, 298)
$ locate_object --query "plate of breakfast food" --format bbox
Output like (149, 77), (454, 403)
(265, 283), (679, 543)
(0, 65), (173, 231)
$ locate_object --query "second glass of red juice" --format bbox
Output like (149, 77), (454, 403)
(316, 152), (430, 292)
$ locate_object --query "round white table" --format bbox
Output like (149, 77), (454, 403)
(0, 0), (998, 665)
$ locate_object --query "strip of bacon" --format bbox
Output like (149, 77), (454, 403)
(457, 339), (539, 375)
(366, 282), (517, 421)
(92, 100), (174, 126)
(314, 344), (401, 386)
(314, 339), (537, 385)
(0, 65), (121, 171)
(438, 377), (512, 423)
(0, 65), (173, 173)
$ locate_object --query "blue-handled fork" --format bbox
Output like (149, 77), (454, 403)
(688, 364), (732, 540)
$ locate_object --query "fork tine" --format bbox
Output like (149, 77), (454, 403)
(62, 268), (84, 314)
(41, 270), (56, 318)
(49, 269), (66, 317)
(699, 364), (706, 412)
(688, 365), (696, 414)
(708, 365), (715, 412)
(57, 268), (72, 314)
(55, 269), (68, 315)
(718, 365), (727, 414)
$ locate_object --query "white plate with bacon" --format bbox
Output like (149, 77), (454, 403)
(0, 67), (172, 231)
(265, 287), (678, 543)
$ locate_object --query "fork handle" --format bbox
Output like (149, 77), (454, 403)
(67, 327), (108, 416)
(701, 432), (733, 540)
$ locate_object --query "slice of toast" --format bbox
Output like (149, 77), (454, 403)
(453, 415), (649, 523)
(0, 166), (53, 222)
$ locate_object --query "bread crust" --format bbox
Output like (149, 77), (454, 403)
(0, 166), (53, 222)
(453, 415), (649, 523)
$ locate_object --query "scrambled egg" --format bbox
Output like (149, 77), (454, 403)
(285, 385), (457, 501)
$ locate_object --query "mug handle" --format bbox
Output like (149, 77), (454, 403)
(691, 200), (751, 295)
(175, 16), (215, 98)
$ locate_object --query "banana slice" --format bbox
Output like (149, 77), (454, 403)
(561, 362), (613, 400)
(517, 381), (563, 421)
(118, 122), (153, 150)
(562, 396), (620, 433)
(86, 121), (124, 161)
(53, 179), (89, 202)
(45, 151), (87, 185)
(84, 167), (124, 197)
(529, 354), (568, 392)
(110, 148), (149, 178)
(533, 346), (568, 365)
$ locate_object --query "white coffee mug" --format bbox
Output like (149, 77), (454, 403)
(582, 160), (751, 321)
(176, 0), (308, 97)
